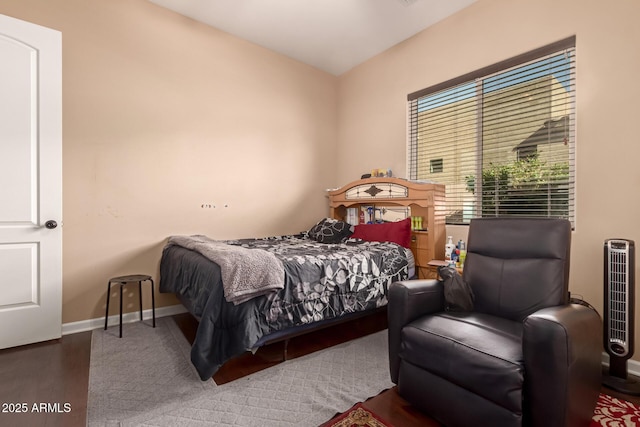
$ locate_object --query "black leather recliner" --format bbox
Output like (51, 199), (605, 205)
(388, 218), (602, 427)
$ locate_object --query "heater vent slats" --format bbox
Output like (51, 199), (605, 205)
(608, 248), (628, 351)
(605, 239), (634, 360)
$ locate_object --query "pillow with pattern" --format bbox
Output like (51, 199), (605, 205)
(307, 218), (354, 244)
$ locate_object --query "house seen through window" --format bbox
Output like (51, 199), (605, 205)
(408, 37), (575, 225)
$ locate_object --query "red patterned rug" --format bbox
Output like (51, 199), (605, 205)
(592, 393), (640, 426)
(323, 403), (393, 427)
(324, 393), (640, 427)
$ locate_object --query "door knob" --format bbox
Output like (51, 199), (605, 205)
(44, 220), (58, 229)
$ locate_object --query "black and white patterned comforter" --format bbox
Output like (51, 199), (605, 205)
(160, 234), (410, 380)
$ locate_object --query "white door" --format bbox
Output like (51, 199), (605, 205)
(0, 14), (62, 349)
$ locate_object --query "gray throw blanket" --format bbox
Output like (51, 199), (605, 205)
(167, 235), (285, 305)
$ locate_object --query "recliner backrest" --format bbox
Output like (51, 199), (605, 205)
(462, 217), (571, 321)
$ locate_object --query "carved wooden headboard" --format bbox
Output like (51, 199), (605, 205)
(327, 177), (446, 279)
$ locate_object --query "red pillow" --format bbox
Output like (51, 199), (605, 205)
(350, 218), (412, 248)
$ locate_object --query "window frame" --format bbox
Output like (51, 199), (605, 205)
(407, 36), (576, 226)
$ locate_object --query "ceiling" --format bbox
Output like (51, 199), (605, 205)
(148, 0), (477, 75)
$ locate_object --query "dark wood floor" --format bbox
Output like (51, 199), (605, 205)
(0, 331), (91, 427)
(1, 313), (640, 427)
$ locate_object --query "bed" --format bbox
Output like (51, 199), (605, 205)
(159, 178), (445, 380)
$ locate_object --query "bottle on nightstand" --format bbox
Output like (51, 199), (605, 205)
(458, 240), (467, 267)
(445, 236), (455, 262)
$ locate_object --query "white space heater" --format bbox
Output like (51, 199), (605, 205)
(602, 239), (640, 394)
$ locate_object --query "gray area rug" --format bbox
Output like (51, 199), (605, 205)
(88, 317), (393, 426)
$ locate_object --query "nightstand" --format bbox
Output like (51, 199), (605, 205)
(411, 230), (434, 279)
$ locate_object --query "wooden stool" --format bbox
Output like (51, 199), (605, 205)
(104, 274), (156, 338)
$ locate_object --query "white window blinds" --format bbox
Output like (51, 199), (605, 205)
(408, 37), (576, 225)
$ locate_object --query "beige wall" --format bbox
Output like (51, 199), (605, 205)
(3, 0), (640, 360)
(0, 0), (338, 323)
(337, 0), (640, 357)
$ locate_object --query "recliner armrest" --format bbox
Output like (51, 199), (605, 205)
(388, 279), (444, 383)
(523, 303), (602, 427)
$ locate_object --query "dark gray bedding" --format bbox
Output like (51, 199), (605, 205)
(160, 234), (410, 380)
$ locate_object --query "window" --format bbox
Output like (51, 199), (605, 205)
(430, 158), (443, 173)
(408, 37), (575, 225)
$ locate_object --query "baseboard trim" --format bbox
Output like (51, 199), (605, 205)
(602, 352), (640, 378)
(61, 304), (188, 336)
